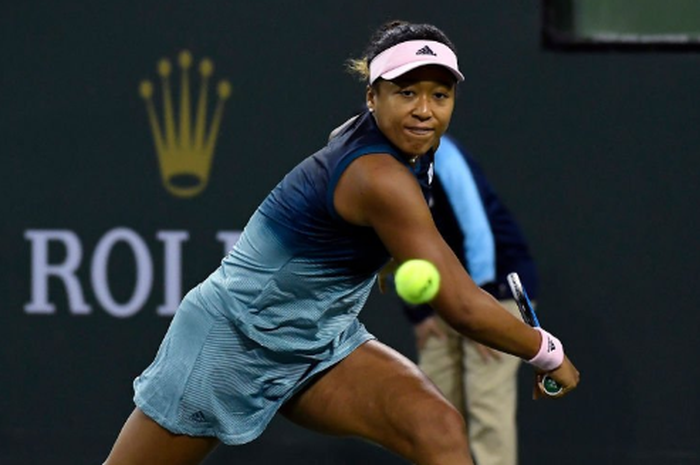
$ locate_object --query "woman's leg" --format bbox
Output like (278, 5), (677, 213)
(103, 409), (219, 465)
(280, 340), (474, 465)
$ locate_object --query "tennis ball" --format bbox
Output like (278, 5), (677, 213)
(394, 259), (441, 304)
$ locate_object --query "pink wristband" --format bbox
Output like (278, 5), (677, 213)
(527, 328), (564, 372)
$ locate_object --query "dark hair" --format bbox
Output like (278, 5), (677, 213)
(347, 20), (457, 82)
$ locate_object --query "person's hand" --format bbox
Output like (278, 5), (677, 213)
(470, 340), (502, 363)
(414, 316), (446, 350)
(533, 355), (580, 399)
(377, 259), (398, 293)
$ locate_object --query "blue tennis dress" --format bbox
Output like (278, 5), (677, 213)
(133, 111), (432, 444)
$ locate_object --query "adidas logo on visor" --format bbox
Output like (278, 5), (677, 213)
(415, 45), (437, 56)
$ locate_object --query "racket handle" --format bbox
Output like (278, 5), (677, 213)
(542, 375), (563, 396)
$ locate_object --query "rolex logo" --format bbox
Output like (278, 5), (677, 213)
(139, 50), (231, 198)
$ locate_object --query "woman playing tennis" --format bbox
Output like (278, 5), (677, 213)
(105, 20), (579, 465)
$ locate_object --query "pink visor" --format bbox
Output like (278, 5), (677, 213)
(368, 40), (464, 84)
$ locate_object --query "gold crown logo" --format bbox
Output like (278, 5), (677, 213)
(139, 50), (231, 198)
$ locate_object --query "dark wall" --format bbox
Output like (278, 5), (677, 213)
(2, 1), (698, 464)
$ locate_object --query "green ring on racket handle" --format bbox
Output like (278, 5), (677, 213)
(542, 375), (563, 396)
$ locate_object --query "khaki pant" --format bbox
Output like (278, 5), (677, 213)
(418, 300), (522, 465)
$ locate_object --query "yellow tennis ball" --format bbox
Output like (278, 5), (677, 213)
(395, 259), (441, 304)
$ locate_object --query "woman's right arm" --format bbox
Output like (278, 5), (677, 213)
(334, 154), (580, 395)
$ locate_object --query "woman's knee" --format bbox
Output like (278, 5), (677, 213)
(401, 398), (469, 456)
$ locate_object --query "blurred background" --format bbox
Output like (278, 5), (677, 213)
(2, 1), (699, 463)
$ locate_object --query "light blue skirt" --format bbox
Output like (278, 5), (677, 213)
(133, 286), (374, 445)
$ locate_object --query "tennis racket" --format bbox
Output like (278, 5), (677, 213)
(506, 272), (563, 396)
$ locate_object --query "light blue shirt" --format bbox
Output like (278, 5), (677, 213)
(434, 137), (496, 286)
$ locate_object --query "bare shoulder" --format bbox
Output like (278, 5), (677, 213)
(334, 153), (444, 265)
(334, 154), (424, 227)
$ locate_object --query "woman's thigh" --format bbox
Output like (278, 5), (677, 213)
(280, 340), (472, 463)
(104, 408), (219, 465)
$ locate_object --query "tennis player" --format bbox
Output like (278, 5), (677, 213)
(104, 20), (579, 465)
